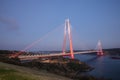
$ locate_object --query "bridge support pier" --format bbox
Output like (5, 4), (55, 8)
(97, 40), (104, 56)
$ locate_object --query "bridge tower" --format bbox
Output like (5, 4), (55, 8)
(97, 40), (104, 56)
(62, 19), (74, 59)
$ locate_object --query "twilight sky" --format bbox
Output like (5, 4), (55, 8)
(0, 0), (120, 51)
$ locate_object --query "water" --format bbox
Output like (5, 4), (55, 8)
(75, 54), (120, 80)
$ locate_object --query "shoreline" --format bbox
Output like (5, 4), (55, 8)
(0, 55), (95, 80)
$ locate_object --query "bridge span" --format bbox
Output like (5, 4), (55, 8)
(18, 51), (97, 60)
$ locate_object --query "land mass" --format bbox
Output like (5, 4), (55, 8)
(0, 48), (117, 80)
(0, 62), (71, 80)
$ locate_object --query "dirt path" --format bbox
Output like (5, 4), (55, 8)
(0, 62), (71, 80)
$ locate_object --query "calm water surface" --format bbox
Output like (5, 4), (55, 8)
(75, 54), (120, 80)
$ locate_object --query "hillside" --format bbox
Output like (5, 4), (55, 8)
(0, 62), (71, 80)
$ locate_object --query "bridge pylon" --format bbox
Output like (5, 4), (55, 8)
(97, 40), (104, 56)
(62, 19), (74, 59)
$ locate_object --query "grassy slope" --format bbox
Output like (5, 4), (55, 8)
(0, 62), (71, 80)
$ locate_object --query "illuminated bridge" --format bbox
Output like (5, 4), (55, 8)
(9, 19), (104, 60)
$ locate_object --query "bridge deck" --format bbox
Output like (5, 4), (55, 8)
(18, 51), (97, 60)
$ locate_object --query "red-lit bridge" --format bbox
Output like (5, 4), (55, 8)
(9, 19), (104, 60)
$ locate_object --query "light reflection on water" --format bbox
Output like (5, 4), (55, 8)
(75, 54), (120, 80)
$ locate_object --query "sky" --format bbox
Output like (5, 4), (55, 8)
(0, 0), (120, 51)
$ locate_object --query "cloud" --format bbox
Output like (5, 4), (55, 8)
(0, 16), (19, 30)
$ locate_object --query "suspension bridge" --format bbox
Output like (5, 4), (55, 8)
(9, 19), (103, 60)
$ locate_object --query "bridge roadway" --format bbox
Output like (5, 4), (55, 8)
(18, 51), (97, 60)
